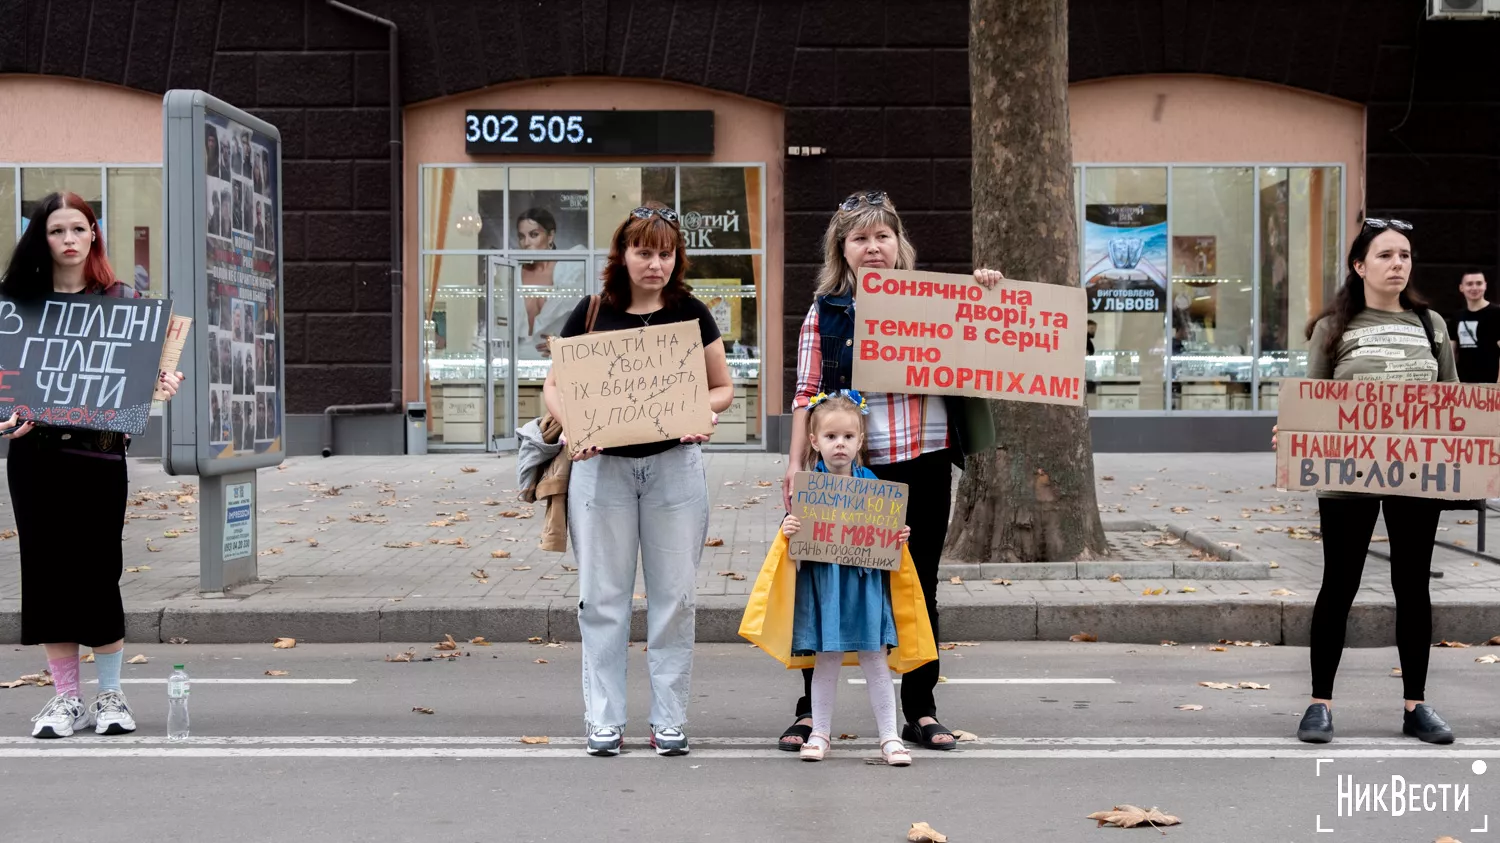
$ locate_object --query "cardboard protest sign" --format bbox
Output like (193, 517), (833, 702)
(153, 314), (192, 401)
(0, 293), (171, 434)
(852, 268), (1087, 406)
(787, 471), (909, 571)
(548, 320), (712, 453)
(1275, 378), (1500, 499)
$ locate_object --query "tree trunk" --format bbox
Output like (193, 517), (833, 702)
(946, 0), (1108, 563)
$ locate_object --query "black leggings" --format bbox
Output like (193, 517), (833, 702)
(1311, 495), (1441, 701)
(795, 449), (953, 724)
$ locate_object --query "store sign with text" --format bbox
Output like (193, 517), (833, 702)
(851, 269), (1087, 406)
(1275, 379), (1500, 499)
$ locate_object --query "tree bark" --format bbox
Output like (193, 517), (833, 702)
(947, 0), (1108, 563)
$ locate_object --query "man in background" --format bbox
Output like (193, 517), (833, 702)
(1446, 269), (1500, 384)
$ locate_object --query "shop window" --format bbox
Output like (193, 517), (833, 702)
(1258, 166), (1341, 409)
(421, 167), (507, 251)
(0, 172), (13, 267)
(679, 166), (762, 251)
(594, 167), (675, 246)
(1169, 167), (1254, 411)
(1082, 167), (1167, 411)
(106, 167), (164, 298)
(20, 167), (102, 224)
(685, 254), (760, 444)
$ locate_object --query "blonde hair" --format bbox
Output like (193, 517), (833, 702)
(803, 392), (869, 470)
(813, 192), (918, 298)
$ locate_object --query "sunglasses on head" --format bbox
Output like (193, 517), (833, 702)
(630, 206), (680, 225)
(1364, 218), (1413, 232)
(838, 191), (888, 213)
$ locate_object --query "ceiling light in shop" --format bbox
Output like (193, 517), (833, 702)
(455, 213), (482, 236)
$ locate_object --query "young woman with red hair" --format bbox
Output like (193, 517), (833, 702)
(0, 192), (185, 739)
(542, 204), (733, 757)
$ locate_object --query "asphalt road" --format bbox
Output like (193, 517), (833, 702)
(2, 641), (1497, 842)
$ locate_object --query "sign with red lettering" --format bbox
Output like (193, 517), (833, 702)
(548, 320), (712, 454)
(851, 269), (1087, 406)
(1275, 378), (1500, 499)
(788, 472), (909, 571)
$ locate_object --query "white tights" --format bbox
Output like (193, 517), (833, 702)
(810, 650), (898, 746)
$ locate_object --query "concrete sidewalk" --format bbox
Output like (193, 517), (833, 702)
(4, 452), (1500, 646)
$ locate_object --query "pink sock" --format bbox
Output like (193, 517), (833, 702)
(47, 656), (80, 699)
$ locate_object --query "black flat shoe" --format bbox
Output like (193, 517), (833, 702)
(1297, 703), (1334, 743)
(902, 720), (957, 750)
(777, 717), (813, 751)
(1403, 704), (1455, 744)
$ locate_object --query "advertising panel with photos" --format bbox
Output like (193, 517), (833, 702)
(202, 109), (281, 458)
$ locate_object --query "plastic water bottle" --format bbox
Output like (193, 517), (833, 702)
(167, 664), (190, 741)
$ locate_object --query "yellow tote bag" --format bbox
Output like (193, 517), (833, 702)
(738, 533), (937, 673)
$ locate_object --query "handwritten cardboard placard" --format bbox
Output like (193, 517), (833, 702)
(852, 268), (1087, 406)
(787, 471), (909, 571)
(0, 293), (170, 434)
(1275, 378), (1500, 499)
(153, 314), (192, 401)
(548, 320), (712, 453)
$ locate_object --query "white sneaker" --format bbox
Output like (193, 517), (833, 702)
(30, 695), (90, 739)
(91, 689), (137, 735)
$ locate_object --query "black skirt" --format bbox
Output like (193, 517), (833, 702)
(10, 430), (130, 647)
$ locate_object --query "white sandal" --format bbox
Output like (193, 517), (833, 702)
(881, 738), (912, 767)
(800, 732), (830, 762)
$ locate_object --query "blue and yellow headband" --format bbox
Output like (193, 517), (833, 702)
(807, 389), (869, 415)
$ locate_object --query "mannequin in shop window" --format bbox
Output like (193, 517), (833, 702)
(514, 208), (585, 360)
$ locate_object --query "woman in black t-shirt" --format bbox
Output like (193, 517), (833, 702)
(543, 204), (733, 757)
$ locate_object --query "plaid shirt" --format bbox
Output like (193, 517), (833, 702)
(792, 303), (949, 466)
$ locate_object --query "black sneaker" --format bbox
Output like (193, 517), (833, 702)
(1403, 704), (1455, 744)
(1297, 703), (1334, 743)
(586, 726), (623, 757)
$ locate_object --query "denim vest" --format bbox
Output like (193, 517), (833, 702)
(814, 293), (856, 393)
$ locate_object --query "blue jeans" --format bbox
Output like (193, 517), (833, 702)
(568, 444), (709, 731)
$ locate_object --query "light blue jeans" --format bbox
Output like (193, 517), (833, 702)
(568, 444), (708, 731)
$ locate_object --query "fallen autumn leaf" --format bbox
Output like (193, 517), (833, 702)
(907, 822), (948, 843)
(126, 654), (149, 664)
(273, 637), (297, 649)
(520, 736), (549, 744)
(1087, 805), (1182, 829)
(264, 670), (289, 677)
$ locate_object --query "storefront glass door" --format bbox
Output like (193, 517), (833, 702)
(487, 257), (518, 452)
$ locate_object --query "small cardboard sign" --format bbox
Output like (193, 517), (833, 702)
(852, 268), (1087, 406)
(1275, 378), (1500, 499)
(787, 471), (909, 571)
(153, 314), (192, 401)
(548, 320), (712, 453)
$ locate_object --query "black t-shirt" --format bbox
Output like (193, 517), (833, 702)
(1446, 304), (1500, 384)
(558, 294), (722, 459)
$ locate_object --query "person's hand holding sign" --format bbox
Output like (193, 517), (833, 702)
(678, 412), (719, 445)
(780, 514), (801, 537)
(0, 413), (34, 439)
(158, 370), (185, 400)
(897, 525), (912, 545)
(973, 267), (1006, 290)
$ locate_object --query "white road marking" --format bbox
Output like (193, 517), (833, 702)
(1, 735), (1498, 747)
(83, 679), (358, 685)
(0, 747), (1494, 760)
(847, 677), (1118, 685)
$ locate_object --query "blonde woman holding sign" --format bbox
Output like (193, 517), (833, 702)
(0, 192), (184, 739)
(542, 204), (733, 757)
(1292, 219), (1457, 744)
(777, 190), (1001, 751)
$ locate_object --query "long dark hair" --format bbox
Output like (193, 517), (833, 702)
(600, 203), (691, 309)
(1305, 222), (1425, 356)
(1, 192), (118, 299)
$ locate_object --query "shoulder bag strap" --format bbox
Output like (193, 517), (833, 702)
(585, 294), (601, 334)
(1417, 308), (1440, 361)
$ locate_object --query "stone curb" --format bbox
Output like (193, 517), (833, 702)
(8, 598), (1500, 647)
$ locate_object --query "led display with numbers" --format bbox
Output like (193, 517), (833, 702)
(464, 110), (714, 156)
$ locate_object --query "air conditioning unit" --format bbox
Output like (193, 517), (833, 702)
(1428, 0), (1500, 19)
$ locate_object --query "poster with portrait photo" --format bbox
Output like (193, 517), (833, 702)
(257, 200), (276, 255)
(231, 180), (245, 232)
(219, 388), (232, 443)
(255, 338), (264, 386)
(218, 334), (232, 385)
(210, 388), (223, 444)
(205, 125), (221, 181)
(497, 188), (590, 251)
(256, 393), (267, 441)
